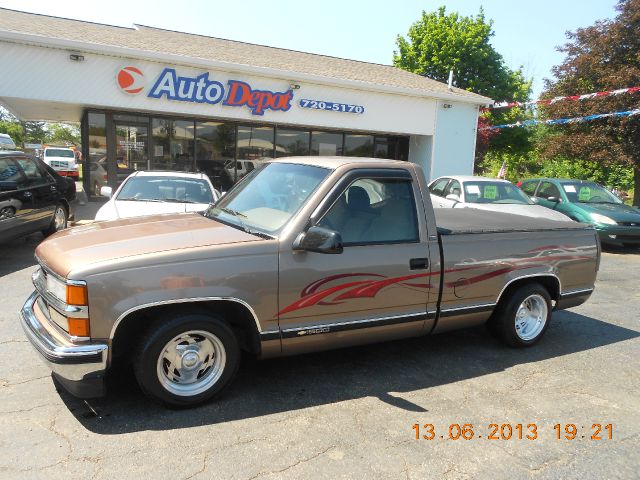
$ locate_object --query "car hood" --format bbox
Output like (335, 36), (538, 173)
(35, 213), (259, 277)
(460, 203), (572, 221)
(95, 200), (210, 221)
(572, 202), (640, 222)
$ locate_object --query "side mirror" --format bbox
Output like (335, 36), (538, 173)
(445, 193), (460, 203)
(293, 226), (343, 254)
(100, 186), (113, 198)
(0, 180), (18, 192)
(546, 196), (561, 203)
(220, 191), (227, 197)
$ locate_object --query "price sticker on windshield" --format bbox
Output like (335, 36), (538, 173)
(578, 187), (591, 201)
(484, 185), (497, 199)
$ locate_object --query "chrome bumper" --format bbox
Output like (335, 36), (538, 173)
(20, 291), (108, 385)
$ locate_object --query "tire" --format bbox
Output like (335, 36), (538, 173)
(42, 204), (68, 236)
(487, 283), (552, 348)
(133, 312), (240, 408)
(0, 206), (16, 218)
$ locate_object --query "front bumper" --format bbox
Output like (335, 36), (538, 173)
(20, 291), (108, 398)
(596, 225), (640, 246)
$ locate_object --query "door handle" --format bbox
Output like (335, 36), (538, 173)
(23, 191), (32, 197)
(409, 258), (429, 270)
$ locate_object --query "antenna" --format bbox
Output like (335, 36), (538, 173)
(448, 70), (454, 90)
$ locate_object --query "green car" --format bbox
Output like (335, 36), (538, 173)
(519, 178), (640, 248)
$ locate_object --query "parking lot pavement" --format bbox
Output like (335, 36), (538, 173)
(0, 241), (638, 480)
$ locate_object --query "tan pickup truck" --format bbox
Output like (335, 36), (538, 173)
(21, 157), (600, 407)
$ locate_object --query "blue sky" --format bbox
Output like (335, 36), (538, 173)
(0, 0), (618, 100)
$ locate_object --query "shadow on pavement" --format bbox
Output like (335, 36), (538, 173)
(0, 233), (41, 277)
(58, 310), (639, 434)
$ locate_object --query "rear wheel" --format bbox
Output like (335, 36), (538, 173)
(488, 283), (552, 347)
(42, 204), (68, 236)
(133, 312), (240, 407)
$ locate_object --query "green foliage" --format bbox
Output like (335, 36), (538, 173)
(46, 123), (80, 146)
(478, 150), (635, 192)
(0, 121), (25, 146)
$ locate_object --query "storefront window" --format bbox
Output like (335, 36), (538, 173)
(344, 134), (374, 157)
(275, 128), (310, 157)
(195, 121), (236, 192)
(172, 120), (195, 171)
(151, 118), (171, 170)
(311, 131), (343, 156)
(87, 112), (108, 196)
(374, 136), (409, 160)
(237, 125), (274, 182)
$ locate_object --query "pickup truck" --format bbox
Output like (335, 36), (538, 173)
(20, 157), (600, 407)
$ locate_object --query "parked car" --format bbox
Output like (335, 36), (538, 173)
(95, 171), (219, 221)
(519, 178), (640, 247)
(21, 157), (599, 407)
(0, 151), (76, 243)
(42, 147), (78, 178)
(429, 176), (572, 221)
(0, 133), (17, 150)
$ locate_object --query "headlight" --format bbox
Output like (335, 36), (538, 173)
(46, 274), (67, 301)
(590, 213), (617, 225)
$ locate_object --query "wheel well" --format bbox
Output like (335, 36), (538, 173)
(110, 301), (261, 363)
(496, 276), (560, 306)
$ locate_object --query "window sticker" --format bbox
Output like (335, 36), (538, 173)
(563, 185), (577, 193)
(484, 185), (497, 199)
(466, 185), (481, 195)
(578, 187), (591, 201)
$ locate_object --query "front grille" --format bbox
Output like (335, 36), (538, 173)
(49, 160), (70, 169)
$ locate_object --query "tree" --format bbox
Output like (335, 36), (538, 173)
(540, 0), (640, 205)
(393, 6), (532, 160)
(0, 120), (24, 146)
(46, 123), (81, 146)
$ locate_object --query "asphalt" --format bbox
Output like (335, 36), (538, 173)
(0, 221), (638, 479)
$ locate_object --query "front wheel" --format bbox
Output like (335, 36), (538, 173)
(133, 312), (240, 407)
(487, 283), (552, 347)
(42, 204), (68, 236)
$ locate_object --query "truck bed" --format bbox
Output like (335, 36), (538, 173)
(434, 209), (592, 235)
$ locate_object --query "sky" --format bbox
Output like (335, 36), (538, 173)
(0, 0), (619, 100)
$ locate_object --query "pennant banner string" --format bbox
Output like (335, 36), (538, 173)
(482, 86), (640, 111)
(479, 108), (640, 131)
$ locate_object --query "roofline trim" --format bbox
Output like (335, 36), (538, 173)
(0, 29), (493, 106)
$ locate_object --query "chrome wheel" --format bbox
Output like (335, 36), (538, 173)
(156, 330), (226, 397)
(53, 206), (67, 231)
(514, 294), (548, 341)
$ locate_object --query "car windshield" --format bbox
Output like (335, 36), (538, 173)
(45, 149), (74, 158)
(561, 182), (622, 204)
(116, 176), (214, 204)
(0, 137), (14, 146)
(463, 181), (533, 204)
(203, 162), (330, 236)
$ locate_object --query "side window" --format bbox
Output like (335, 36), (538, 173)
(520, 181), (538, 196)
(537, 181), (561, 200)
(15, 157), (49, 186)
(429, 178), (450, 197)
(0, 158), (23, 184)
(443, 180), (461, 198)
(318, 178), (419, 245)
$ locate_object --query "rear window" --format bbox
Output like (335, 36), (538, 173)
(45, 149), (75, 158)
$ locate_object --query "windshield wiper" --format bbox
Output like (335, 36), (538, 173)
(220, 207), (247, 218)
(163, 198), (198, 204)
(216, 207), (273, 238)
(117, 197), (164, 202)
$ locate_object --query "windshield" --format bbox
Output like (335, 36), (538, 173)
(463, 181), (533, 204)
(116, 176), (214, 204)
(561, 182), (622, 204)
(0, 137), (14, 146)
(204, 162), (330, 235)
(45, 149), (75, 158)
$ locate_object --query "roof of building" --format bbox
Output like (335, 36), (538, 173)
(0, 8), (491, 104)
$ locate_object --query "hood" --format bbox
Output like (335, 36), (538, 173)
(95, 200), (209, 221)
(462, 203), (572, 221)
(36, 213), (259, 277)
(573, 202), (640, 222)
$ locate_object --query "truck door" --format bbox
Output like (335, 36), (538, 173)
(278, 168), (437, 355)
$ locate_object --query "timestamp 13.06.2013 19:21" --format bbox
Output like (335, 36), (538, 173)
(412, 423), (614, 441)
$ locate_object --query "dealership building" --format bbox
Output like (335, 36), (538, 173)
(0, 8), (491, 196)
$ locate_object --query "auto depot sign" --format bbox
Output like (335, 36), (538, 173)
(116, 66), (293, 116)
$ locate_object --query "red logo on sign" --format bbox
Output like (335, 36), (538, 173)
(117, 66), (145, 94)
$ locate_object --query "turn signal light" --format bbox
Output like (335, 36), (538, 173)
(67, 318), (91, 337)
(66, 284), (88, 306)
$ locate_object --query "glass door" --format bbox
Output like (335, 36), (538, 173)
(115, 123), (149, 182)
